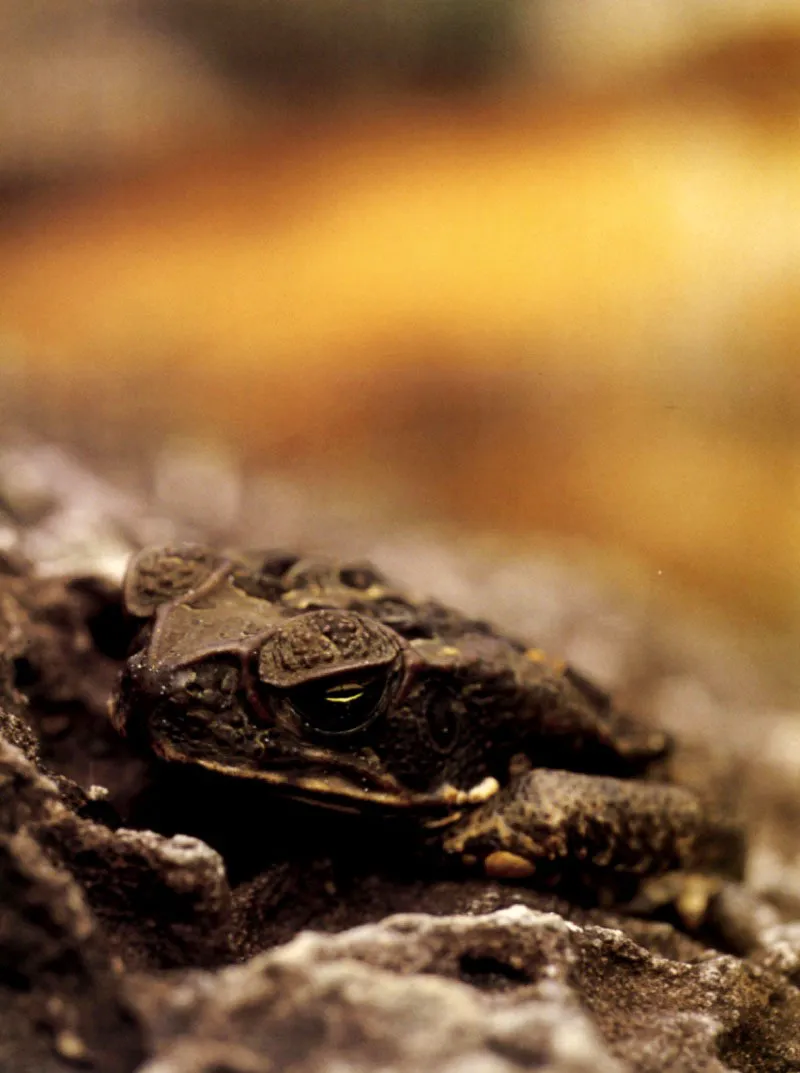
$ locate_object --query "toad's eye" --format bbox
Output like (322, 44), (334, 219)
(285, 674), (387, 736)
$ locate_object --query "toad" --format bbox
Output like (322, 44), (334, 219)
(109, 544), (746, 925)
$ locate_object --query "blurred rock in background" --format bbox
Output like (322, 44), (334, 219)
(0, 0), (798, 658)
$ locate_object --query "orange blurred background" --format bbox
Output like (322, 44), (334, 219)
(0, 2), (798, 642)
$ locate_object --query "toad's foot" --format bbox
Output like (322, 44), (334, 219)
(442, 768), (745, 915)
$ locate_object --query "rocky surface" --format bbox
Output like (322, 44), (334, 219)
(130, 907), (800, 1073)
(2, 441), (800, 1071)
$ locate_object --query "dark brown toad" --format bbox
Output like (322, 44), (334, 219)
(109, 543), (746, 922)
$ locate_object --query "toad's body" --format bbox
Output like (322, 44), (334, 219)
(110, 544), (745, 914)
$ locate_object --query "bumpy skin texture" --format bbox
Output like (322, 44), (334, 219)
(110, 544), (746, 909)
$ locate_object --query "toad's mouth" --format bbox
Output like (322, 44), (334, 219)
(152, 737), (499, 816)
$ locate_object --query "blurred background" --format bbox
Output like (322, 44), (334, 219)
(0, 0), (798, 674)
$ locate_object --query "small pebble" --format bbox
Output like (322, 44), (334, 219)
(55, 1030), (89, 1064)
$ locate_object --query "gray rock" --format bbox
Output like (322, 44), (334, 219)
(0, 740), (145, 1072)
(0, 735), (231, 969)
(131, 911), (621, 1073)
(128, 906), (800, 1072)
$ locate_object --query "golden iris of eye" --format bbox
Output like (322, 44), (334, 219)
(287, 674), (386, 735)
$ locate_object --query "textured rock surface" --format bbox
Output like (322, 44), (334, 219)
(2, 441), (800, 1072)
(99, 906), (800, 1071)
(0, 740), (145, 1073)
(131, 909), (624, 1073)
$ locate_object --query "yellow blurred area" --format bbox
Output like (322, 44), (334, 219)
(5, 98), (799, 370)
(1, 86), (798, 630)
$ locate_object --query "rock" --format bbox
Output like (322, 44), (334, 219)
(227, 868), (713, 963)
(0, 741), (145, 1072)
(0, 736), (230, 969)
(128, 906), (800, 1072)
(0, 563), (148, 802)
(42, 817), (231, 970)
(130, 911), (622, 1073)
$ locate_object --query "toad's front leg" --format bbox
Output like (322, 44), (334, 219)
(441, 768), (746, 909)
